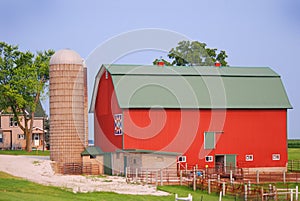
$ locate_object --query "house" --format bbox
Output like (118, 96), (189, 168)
(0, 102), (47, 150)
(89, 64), (292, 173)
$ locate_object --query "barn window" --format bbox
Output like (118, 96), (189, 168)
(272, 154), (280, 161)
(205, 156), (213, 162)
(178, 156), (186, 162)
(245, 155), (253, 161)
(204, 132), (215, 149)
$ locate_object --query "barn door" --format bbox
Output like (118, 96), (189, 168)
(215, 155), (224, 173)
(124, 156), (127, 175)
(225, 154), (236, 173)
(103, 153), (112, 175)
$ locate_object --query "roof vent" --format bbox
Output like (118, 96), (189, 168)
(214, 61), (221, 67)
(157, 57), (165, 67)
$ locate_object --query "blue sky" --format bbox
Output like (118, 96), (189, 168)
(1, 0), (299, 139)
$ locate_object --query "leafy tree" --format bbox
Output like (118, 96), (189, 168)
(0, 41), (54, 151)
(154, 40), (228, 66)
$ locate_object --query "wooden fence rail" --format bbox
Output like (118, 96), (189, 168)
(126, 167), (300, 200)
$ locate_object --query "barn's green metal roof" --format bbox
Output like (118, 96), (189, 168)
(90, 64), (292, 111)
(105, 64), (279, 77)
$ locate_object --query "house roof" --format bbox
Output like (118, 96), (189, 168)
(81, 146), (104, 156)
(1, 100), (46, 117)
(90, 64), (292, 111)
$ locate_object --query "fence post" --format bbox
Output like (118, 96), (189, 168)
(269, 184), (273, 199)
(283, 171), (286, 184)
(256, 170), (260, 184)
(274, 186), (277, 201)
(208, 179), (211, 194)
(146, 169), (148, 184)
(230, 170), (233, 184)
(155, 171), (158, 186)
(180, 170), (182, 186)
(290, 189), (293, 201)
(296, 186), (298, 201)
(193, 167), (196, 191)
(135, 168), (138, 180)
(222, 182), (226, 196)
(125, 167), (128, 180)
(244, 184), (248, 201)
(248, 180), (251, 194)
(160, 170), (163, 186)
(219, 191), (222, 201)
(261, 187), (264, 201)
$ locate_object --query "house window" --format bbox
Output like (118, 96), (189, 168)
(18, 134), (25, 140)
(178, 156), (186, 163)
(272, 154), (280, 161)
(9, 117), (18, 127)
(204, 132), (215, 149)
(0, 133), (3, 143)
(205, 156), (213, 162)
(245, 155), (253, 161)
(116, 152), (120, 159)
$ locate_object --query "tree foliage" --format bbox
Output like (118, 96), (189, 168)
(153, 40), (228, 66)
(0, 41), (54, 151)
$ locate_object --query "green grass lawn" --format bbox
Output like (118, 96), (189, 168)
(0, 171), (237, 201)
(0, 150), (50, 156)
(288, 148), (300, 160)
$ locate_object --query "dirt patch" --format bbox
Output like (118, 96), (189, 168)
(0, 155), (168, 195)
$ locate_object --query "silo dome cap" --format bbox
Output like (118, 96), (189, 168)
(50, 49), (83, 65)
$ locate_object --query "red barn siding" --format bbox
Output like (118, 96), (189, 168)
(93, 70), (288, 169)
(122, 109), (287, 169)
(94, 71), (122, 152)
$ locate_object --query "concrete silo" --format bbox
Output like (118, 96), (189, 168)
(49, 49), (87, 174)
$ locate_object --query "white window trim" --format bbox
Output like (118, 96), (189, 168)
(245, 154), (253, 161)
(178, 156), (186, 163)
(272, 154), (280, 161)
(205, 156), (213, 162)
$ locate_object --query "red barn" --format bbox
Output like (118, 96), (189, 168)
(90, 64), (292, 173)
